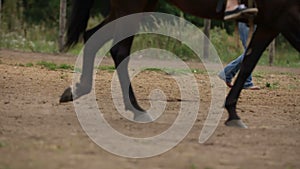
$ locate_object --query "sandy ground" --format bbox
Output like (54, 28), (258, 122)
(0, 49), (299, 169)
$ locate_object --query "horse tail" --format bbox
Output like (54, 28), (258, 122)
(64, 0), (95, 49)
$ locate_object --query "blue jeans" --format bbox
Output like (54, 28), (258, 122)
(221, 22), (254, 88)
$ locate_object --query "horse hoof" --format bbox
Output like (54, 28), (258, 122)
(60, 83), (92, 103)
(134, 113), (153, 123)
(60, 87), (73, 103)
(225, 119), (248, 128)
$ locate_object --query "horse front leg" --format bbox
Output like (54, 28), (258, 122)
(60, 19), (112, 102)
(225, 26), (279, 128)
(110, 37), (153, 122)
(59, 45), (98, 102)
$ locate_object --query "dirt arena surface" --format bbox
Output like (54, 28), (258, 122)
(0, 50), (299, 169)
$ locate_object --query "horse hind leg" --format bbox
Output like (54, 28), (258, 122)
(110, 37), (153, 122)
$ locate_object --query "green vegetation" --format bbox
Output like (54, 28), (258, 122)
(0, 0), (298, 68)
(58, 64), (74, 70)
(36, 61), (73, 70)
(0, 165), (11, 169)
(0, 21), (59, 53)
(265, 82), (280, 89)
(259, 45), (300, 67)
(25, 63), (34, 67)
(143, 67), (206, 75)
(285, 167), (296, 169)
(252, 71), (265, 78)
(60, 74), (68, 79)
(189, 164), (198, 169)
(98, 65), (115, 72)
(16, 62), (34, 67)
(36, 61), (58, 70)
(0, 141), (6, 148)
(132, 34), (198, 61)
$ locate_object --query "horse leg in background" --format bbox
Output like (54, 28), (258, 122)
(224, 26), (279, 128)
(110, 37), (153, 122)
(60, 18), (113, 102)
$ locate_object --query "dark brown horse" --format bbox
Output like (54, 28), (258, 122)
(60, 0), (300, 127)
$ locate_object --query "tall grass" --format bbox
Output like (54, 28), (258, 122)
(0, 16), (299, 67)
(0, 21), (58, 53)
(264, 43), (299, 67)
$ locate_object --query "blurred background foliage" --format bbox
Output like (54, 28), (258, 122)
(0, 0), (299, 67)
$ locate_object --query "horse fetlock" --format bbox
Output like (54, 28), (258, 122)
(224, 100), (240, 120)
(71, 83), (92, 99)
(124, 98), (144, 111)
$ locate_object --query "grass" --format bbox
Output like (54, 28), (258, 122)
(96, 65), (206, 75)
(0, 141), (6, 148)
(143, 67), (206, 75)
(98, 65), (115, 72)
(36, 61), (74, 71)
(16, 63), (34, 67)
(0, 17), (298, 68)
(12, 60), (209, 75)
(284, 166), (297, 169)
(36, 61), (58, 70)
(132, 34), (198, 61)
(0, 26), (58, 53)
(265, 81), (280, 89)
(257, 47), (300, 67)
(12, 61), (74, 71)
(25, 63), (34, 67)
(252, 71), (265, 78)
(0, 165), (11, 169)
(189, 164), (214, 169)
(189, 164), (198, 169)
(58, 64), (74, 70)
(287, 84), (298, 90)
(60, 74), (68, 79)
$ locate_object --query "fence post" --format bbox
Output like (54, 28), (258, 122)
(0, 0), (2, 30)
(59, 0), (67, 52)
(203, 19), (211, 59)
(268, 40), (275, 66)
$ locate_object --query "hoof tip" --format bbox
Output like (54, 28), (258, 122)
(59, 87), (73, 103)
(134, 113), (153, 123)
(225, 119), (248, 128)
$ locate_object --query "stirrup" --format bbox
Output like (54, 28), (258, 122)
(224, 4), (258, 21)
